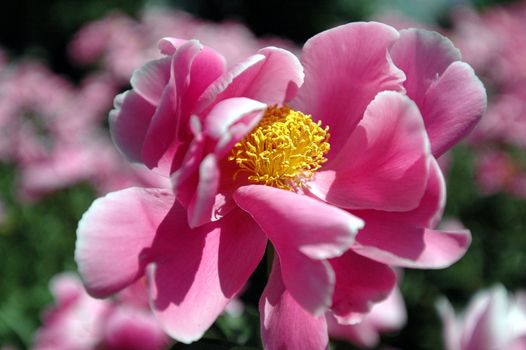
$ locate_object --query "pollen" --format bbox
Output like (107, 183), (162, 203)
(229, 105), (330, 190)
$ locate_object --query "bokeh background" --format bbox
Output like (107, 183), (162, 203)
(0, 0), (525, 349)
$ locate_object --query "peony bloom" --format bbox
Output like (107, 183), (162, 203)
(76, 22), (486, 348)
(437, 285), (526, 350)
(33, 273), (168, 350)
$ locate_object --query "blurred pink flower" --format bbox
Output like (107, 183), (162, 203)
(76, 22), (485, 348)
(33, 273), (168, 350)
(328, 287), (406, 348)
(0, 59), (170, 200)
(437, 285), (526, 350)
(69, 8), (298, 82)
(474, 150), (526, 198)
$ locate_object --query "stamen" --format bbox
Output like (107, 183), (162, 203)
(229, 105), (330, 190)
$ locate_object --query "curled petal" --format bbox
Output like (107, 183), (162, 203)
(353, 219), (471, 269)
(310, 91), (431, 212)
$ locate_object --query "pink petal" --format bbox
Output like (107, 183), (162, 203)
(141, 40), (225, 172)
(291, 22), (405, 158)
(259, 259), (329, 350)
(147, 207), (267, 343)
(422, 61), (487, 157)
(326, 312), (379, 348)
(102, 306), (168, 350)
(197, 46), (303, 113)
(352, 214), (471, 268)
(327, 288), (407, 348)
(309, 91), (431, 212)
(203, 97), (266, 159)
(330, 251), (396, 322)
(158, 37), (189, 55)
(464, 286), (511, 350)
(109, 91), (156, 163)
(360, 157), (445, 229)
(234, 185), (364, 315)
(390, 28), (461, 108)
(436, 298), (462, 350)
(75, 188), (174, 298)
(389, 29), (486, 157)
(130, 57), (171, 106)
(367, 287), (407, 331)
(186, 154), (219, 228)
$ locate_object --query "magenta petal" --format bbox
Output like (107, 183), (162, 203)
(310, 91), (431, 212)
(147, 207), (267, 343)
(292, 22), (405, 157)
(75, 188), (174, 298)
(422, 61), (487, 157)
(141, 40), (225, 172)
(234, 185), (363, 315)
(259, 259), (329, 350)
(130, 57), (171, 106)
(390, 28), (461, 107)
(109, 91), (156, 163)
(402, 158), (446, 228)
(353, 213), (471, 268)
(197, 46), (303, 112)
(330, 251), (396, 321)
(234, 185), (363, 261)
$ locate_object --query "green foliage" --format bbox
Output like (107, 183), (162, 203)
(0, 164), (96, 348)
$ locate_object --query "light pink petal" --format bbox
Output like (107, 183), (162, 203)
(390, 28), (461, 107)
(75, 188), (174, 297)
(109, 91), (156, 163)
(158, 37), (189, 55)
(464, 286), (511, 350)
(353, 213), (471, 268)
(367, 287), (407, 331)
(292, 21), (405, 157)
(259, 259), (329, 350)
(130, 57), (171, 106)
(197, 46), (303, 113)
(49, 273), (84, 307)
(147, 207), (267, 343)
(186, 154), (219, 228)
(422, 61), (487, 157)
(203, 97), (266, 159)
(102, 306), (168, 350)
(326, 312), (380, 348)
(309, 91), (430, 212)
(234, 185), (364, 315)
(330, 251), (396, 322)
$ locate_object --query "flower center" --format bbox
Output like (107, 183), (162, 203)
(229, 105), (330, 190)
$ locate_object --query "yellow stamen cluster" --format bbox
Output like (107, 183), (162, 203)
(229, 105), (330, 190)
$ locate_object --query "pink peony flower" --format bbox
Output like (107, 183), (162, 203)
(33, 273), (168, 350)
(437, 285), (526, 350)
(76, 22), (485, 348)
